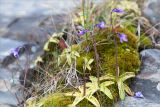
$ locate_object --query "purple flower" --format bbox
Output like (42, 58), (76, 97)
(112, 8), (124, 13)
(10, 47), (21, 58)
(134, 92), (144, 98)
(78, 29), (89, 36)
(117, 33), (128, 43)
(96, 21), (106, 29)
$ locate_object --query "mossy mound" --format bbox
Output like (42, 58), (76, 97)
(76, 27), (140, 76)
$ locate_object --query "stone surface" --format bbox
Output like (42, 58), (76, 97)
(142, 0), (160, 27)
(115, 97), (160, 107)
(0, 0), (104, 43)
(140, 49), (160, 81)
(0, 91), (18, 106)
(1, 15), (68, 43)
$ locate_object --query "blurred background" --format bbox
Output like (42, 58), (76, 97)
(0, 0), (160, 107)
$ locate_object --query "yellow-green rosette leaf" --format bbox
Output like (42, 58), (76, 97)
(43, 42), (50, 51)
(86, 96), (100, 107)
(120, 72), (135, 82)
(49, 37), (59, 44)
(117, 80), (125, 100)
(100, 84), (113, 100)
(124, 83), (134, 96)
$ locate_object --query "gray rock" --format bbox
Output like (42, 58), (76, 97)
(142, 0), (160, 27)
(115, 97), (160, 107)
(0, 91), (18, 106)
(140, 49), (160, 81)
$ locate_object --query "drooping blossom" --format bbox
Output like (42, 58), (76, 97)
(112, 8), (124, 13)
(117, 33), (128, 43)
(77, 29), (89, 36)
(134, 92), (144, 98)
(10, 47), (21, 58)
(96, 21), (106, 29)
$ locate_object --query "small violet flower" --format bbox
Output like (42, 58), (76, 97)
(134, 92), (144, 98)
(96, 21), (106, 29)
(10, 47), (21, 58)
(117, 33), (128, 43)
(112, 8), (124, 13)
(78, 29), (89, 36)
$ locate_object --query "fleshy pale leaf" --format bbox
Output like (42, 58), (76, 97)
(86, 65), (91, 71)
(89, 76), (98, 83)
(124, 83), (134, 96)
(72, 51), (80, 57)
(100, 81), (114, 87)
(117, 80), (125, 100)
(88, 59), (94, 65)
(66, 54), (71, 65)
(69, 96), (85, 107)
(35, 56), (43, 64)
(43, 42), (50, 51)
(87, 76), (99, 91)
(86, 96), (100, 107)
(99, 74), (115, 81)
(120, 72), (135, 82)
(63, 92), (80, 97)
(100, 85), (113, 99)
(49, 37), (59, 43)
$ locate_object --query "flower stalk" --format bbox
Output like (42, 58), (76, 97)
(111, 10), (119, 79)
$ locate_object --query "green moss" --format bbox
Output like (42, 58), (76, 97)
(139, 35), (152, 50)
(75, 27), (140, 76)
(32, 93), (72, 107)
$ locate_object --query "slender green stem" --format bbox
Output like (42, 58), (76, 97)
(83, 67), (86, 96)
(110, 12), (119, 79)
(91, 29), (100, 84)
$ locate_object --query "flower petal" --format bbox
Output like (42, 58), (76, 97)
(112, 8), (124, 13)
(10, 47), (21, 58)
(117, 33), (128, 43)
(134, 91), (144, 98)
(96, 21), (106, 29)
(78, 29), (89, 36)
